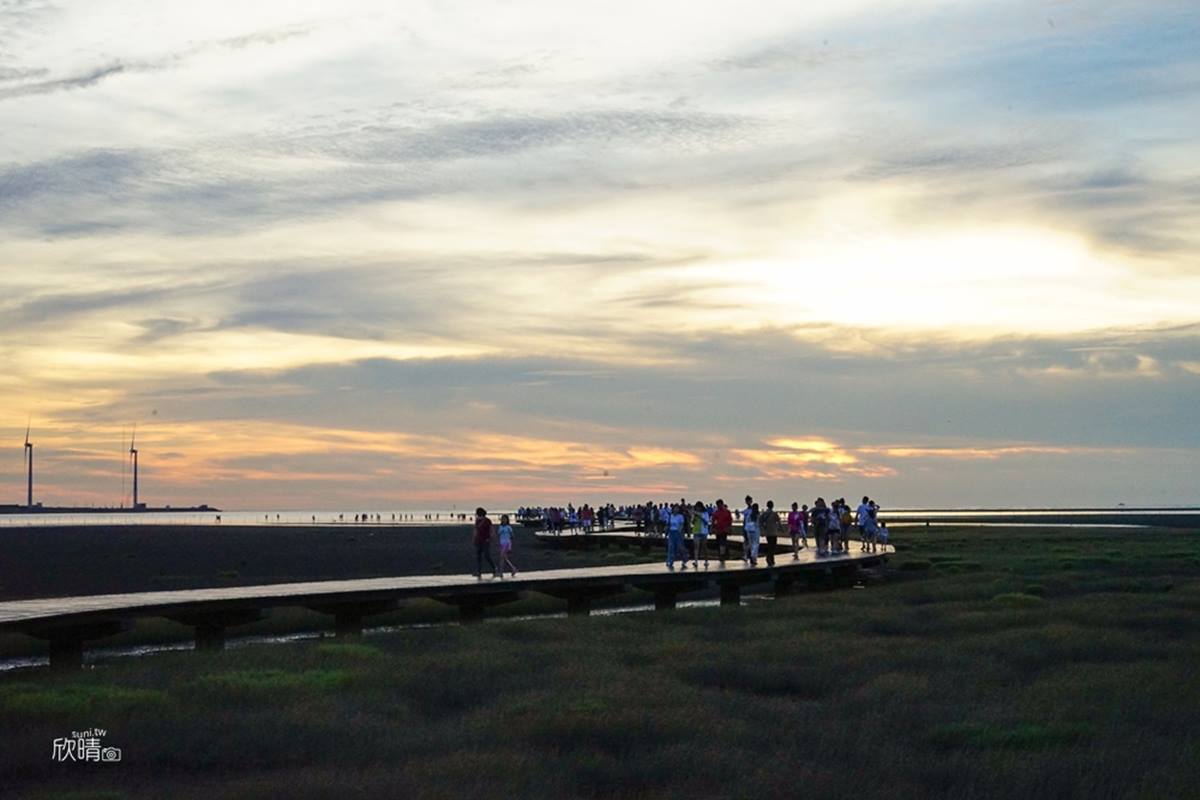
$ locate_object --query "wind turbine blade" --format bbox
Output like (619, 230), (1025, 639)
(24, 419), (30, 446)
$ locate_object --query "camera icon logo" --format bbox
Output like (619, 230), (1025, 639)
(101, 747), (122, 762)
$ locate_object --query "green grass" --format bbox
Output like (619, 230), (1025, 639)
(0, 682), (169, 716)
(195, 668), (355, 698)
(927, 721), (1094, 750)
(991, 591), (1045, 607)
(2, 526), (1199, 800)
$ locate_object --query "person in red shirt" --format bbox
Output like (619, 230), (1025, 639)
(711, 499), (733, 567)
(473, 507), (498, 578)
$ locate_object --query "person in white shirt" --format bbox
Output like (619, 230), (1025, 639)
(857, 496), (873, 552)
(743, 496), (760, 566)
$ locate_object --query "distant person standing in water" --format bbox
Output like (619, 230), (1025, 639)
(472, 507), (498, 578)
(498, 514), (517, 577)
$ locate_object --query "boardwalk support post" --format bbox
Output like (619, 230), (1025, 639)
(654, 589), (681, 610)
(307, 600), (399, 638)
(47, 637), (84, 671)
(635, 580), (707, 612)
(719, 583), (741, 606)
(566, 595), (593, 616)
(435, 591), (520, 624)
(167, 608), (268, 651)
(23, 620), (132, 671)
(539, 585), (626, 617)
(774, 575), (797, 598)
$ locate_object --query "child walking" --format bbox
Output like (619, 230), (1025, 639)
(498, 514), (517, 577)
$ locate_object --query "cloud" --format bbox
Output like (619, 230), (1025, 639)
(60, 322), (1196, 455)
(0, 281), (218, 332)
(264, 108), (754, 165)
(0, 66), (48, 82)
(0, 63), (126, 99)
(0, 21), (319, 101)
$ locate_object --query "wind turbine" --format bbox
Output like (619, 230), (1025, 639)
(23, 421), (33, 509)
(120, 428), (128, 508)
(129, 425), (140, 509)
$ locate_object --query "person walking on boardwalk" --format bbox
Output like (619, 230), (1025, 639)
(742, 495), (754, 564)
(692, 500), (711, 568)
(473, 507), (499, 578)
(862, 505), (879, 553)
(856, 496), (872, 551)
(760, 500), (782, 566)
(838, 500), (852, 554)
(828, 499), (843, 555)
(679, 501), (694, 567)
(787, 502), (806, 559)
(812, 497), (830, 556)
(666, 503), (687, 570)
(498, 514), (517, 577)
(712, 498), (733, 566)
(743, 499), (761, 566)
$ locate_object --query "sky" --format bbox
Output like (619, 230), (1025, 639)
(2, 0), (1198, 510)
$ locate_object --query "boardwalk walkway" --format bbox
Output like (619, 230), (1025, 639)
(1, 545), (890, 669)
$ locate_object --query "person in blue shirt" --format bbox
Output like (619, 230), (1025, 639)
(666, 504), (687, 570)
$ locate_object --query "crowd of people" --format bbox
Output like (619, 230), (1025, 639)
(516, 504), (624, 533)
(479, 495), (889, 577)
(644, 495), (888, 570)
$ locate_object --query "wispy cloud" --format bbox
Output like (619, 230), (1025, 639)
(0, 21), (319, 100)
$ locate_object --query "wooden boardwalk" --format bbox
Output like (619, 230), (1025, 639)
(0, 545), (890, 669)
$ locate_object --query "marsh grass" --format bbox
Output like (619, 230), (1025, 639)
(927, 721), (1094, 750)
(3, 526), (1199, 799)
(0, 682), (169, 716)
(195, 667), (355, 698)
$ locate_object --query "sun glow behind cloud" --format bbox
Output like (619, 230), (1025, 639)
(684, 223), (1200, 335)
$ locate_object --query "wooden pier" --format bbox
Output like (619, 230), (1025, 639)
(0, 545), (890, 669)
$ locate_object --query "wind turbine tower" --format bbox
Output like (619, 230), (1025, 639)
(23, 423), (33, 509)
(130, 426), (141, 509)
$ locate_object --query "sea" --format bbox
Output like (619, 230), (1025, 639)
(0, 507), (1197, 528)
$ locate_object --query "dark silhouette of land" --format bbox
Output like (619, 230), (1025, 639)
(0, 504), (218, 514)
(0, 523), (608, 601)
